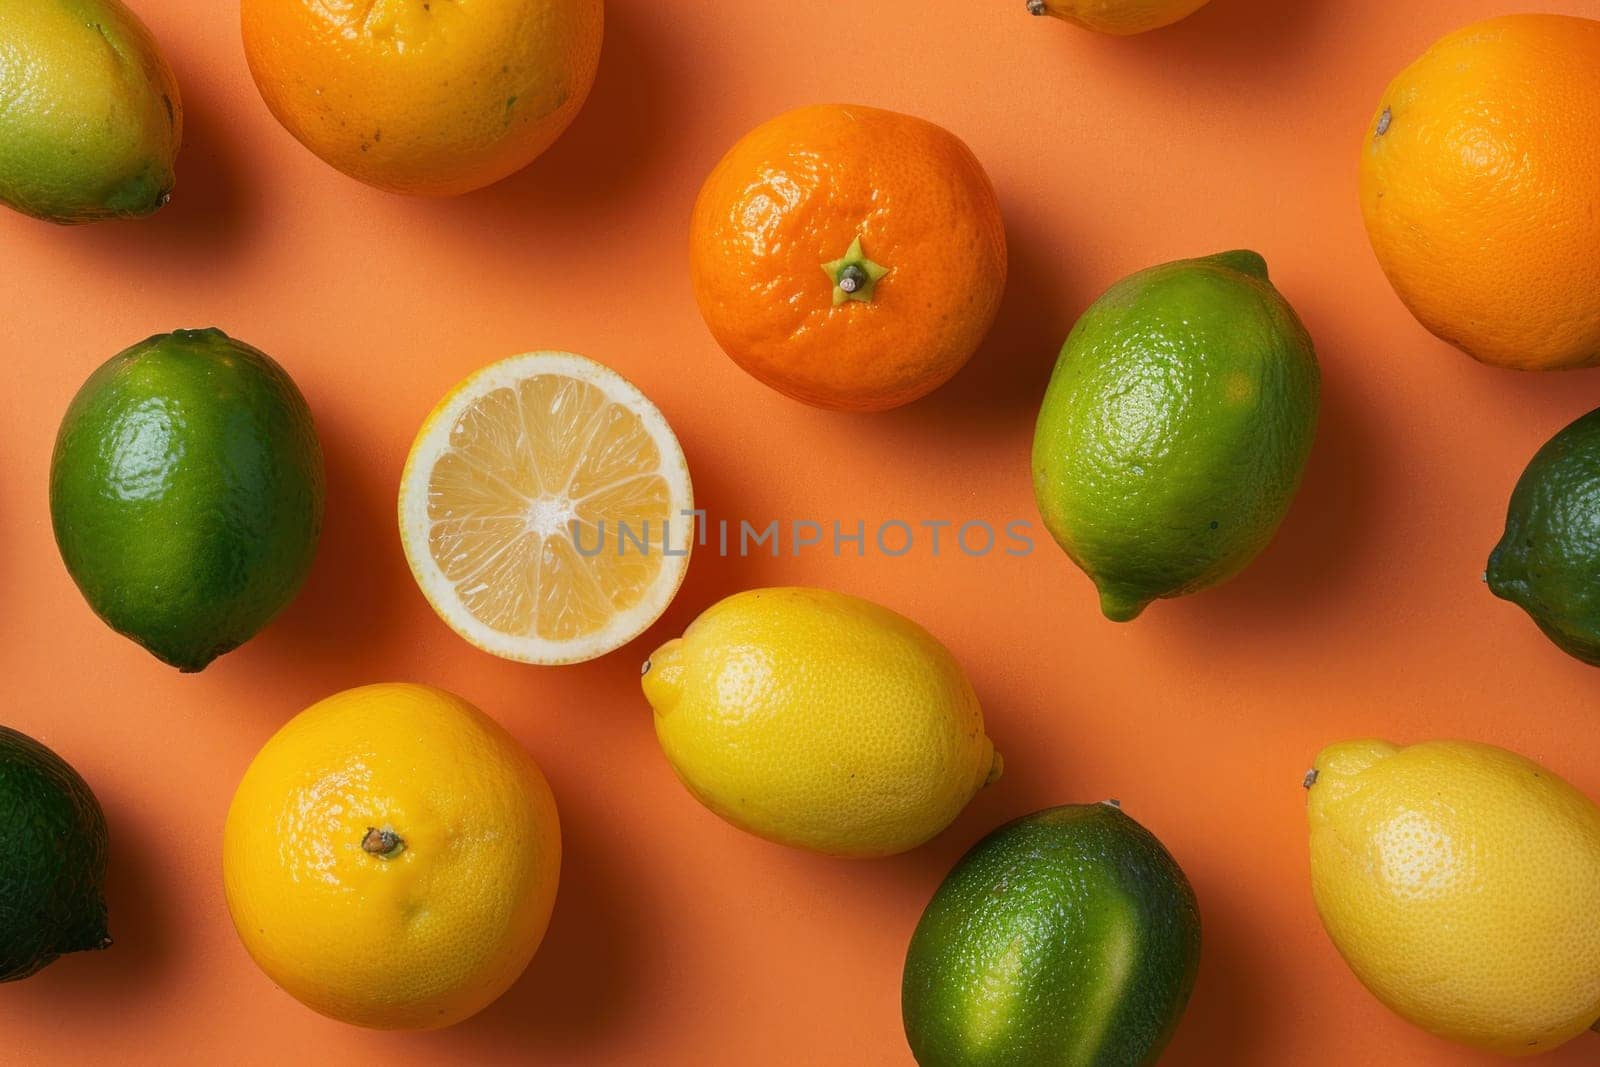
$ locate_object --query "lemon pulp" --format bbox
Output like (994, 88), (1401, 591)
(401, 352), (692, 664)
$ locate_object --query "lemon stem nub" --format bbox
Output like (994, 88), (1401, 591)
(1302, 769), (1319, 789)
(640, 658), (652, 677)
(1026, 0), (1048, 14)
(362, 827), (405, 858)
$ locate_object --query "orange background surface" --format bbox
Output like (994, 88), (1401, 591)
(2, 0), (1599, 1063)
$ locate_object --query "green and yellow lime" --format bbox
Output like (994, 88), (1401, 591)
(50, 329), (324, 671)
(1487, 407), (1600, 665)
(0, 0), (182, 223)
(902, 802), (1201, 1066)
(1032, 251), (1320, 620)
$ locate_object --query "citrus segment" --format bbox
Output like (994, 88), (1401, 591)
(401, 353), (692, 664)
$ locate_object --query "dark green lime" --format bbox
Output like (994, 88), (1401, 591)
(0, 726), (110, 980)
(1032, 250), (1319, 621)
(50, 329), (324, 671)
(1488, 407), (1600, 665)
(903, 803), (1201, 1067)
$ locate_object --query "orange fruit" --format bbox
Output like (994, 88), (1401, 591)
(240, 0), (603, 196)
(689, 104), (1007, 412)
(223, 683), (560, 1029)
(1360, 15), (1600, 371)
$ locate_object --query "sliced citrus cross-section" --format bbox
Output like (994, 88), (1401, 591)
(400, 352), (693, 664)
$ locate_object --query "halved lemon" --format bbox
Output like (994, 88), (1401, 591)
(400, 352), (693, 664)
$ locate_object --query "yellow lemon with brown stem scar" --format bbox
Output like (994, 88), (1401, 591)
(223, 683), (561, 1030)
(1306, 739), (1600, 1055)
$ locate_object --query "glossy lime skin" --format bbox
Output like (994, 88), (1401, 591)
(1488, 408), (1600, 665)
(902, 803), (1201, 1067)
(0, 726), (110, 981)
(0, 0), (182, 223)
(50, 329), (324, 672)
(1032, 251), (1320, 620)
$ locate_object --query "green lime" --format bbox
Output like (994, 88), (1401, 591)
(1031, 250), (1320, 620)
(50, 329), (324, 672)
(1487, 408), (1600, 665)
(0, 0), (181, 223)
(902, 802), (1201, 1066)
(0, 726), (111, 981)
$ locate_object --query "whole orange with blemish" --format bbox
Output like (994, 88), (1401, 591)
(689, 104), (1007, 411)
(223, 684), (560, 1029)
(1360, 14), (1600, 371)
(240, 0), (603, 196)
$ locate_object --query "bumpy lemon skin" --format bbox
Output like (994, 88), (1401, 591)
(223, 684), (561, 1030)
(1307, 739), (1600, 1056)
(643, 588), (1000, 858)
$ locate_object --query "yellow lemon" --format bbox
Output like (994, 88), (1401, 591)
(642, 587), (1001, 858)
(1306, 739), (1600, 1055)
(399, 352), (693, 665)
(1026, 0), (1211, 35)
(222, 683), (560, 1030)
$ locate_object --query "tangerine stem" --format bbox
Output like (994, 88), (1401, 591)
(821, 236), (888, 306)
